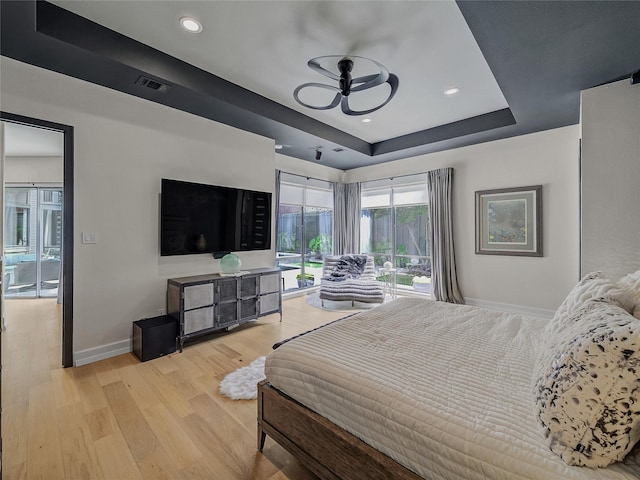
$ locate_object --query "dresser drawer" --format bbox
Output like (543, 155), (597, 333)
(184, 306), (214, 334)
(184, 283), (214, 310)
(260, 272), (281, 294)
(260, 292), (280, 314)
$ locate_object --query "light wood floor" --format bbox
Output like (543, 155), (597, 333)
(1, 295), (347, 480)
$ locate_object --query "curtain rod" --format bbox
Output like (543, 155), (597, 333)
(278, 169), (334, 184)
(359, 171), (428, 183)
(279, 169), (429, 185)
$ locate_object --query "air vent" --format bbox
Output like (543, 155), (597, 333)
(333, 147), (344, 152)
(135, 76), (170, 93)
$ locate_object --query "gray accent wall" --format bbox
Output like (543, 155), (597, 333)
(581, 80), (640, 280)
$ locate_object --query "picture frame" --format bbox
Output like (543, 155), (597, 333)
(475, 185), (542, 256)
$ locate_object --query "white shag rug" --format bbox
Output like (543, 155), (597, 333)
(219, 356), (266, 400)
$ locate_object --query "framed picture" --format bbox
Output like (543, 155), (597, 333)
(475, 185), (542, 256)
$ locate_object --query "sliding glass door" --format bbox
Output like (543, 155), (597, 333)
(4, 187), (63, 298)
(276, 174), (333, 292)
(360, 175), (430, 292)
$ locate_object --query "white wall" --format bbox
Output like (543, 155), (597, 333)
(4, 156), (63, 184)
(275, 153), (344, 182)
(345, 126), (581, 313)
(1, 58), (276, 365)
(581, 79), (640, 280)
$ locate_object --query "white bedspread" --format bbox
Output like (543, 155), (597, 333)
(265, 297), (640, 480)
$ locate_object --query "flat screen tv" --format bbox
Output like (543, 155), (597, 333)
(160, 178), (272, 256)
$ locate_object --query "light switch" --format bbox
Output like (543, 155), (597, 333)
(82, 232), (98, 244)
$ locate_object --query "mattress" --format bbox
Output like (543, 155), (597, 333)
(265, 297), (640, 480)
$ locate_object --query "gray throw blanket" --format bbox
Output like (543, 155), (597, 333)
(324, 254), (368, 282)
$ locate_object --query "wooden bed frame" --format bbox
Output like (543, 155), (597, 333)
(257, 380), (422, 480)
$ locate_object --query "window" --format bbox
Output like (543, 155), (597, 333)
(360, 175), (430, 290)
(4, 187), (63, 298)
(5, 189), (33, 249)
(276, 173), (333, 291)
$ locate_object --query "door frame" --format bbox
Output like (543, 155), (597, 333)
(1, 111), (74, 367)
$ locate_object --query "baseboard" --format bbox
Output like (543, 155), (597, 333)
(464, 297), (555, 319)
(74, 339), (131, 366)
(395, 288), (432, 299)
(396, 291), (553, 318)
(282, 287), (320, 301)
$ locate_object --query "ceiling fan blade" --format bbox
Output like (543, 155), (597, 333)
(350, 73), (387, 92)
(294, 83), (342, 110)
(341, 74), (399, 116)
(307, 57), (341, 81)
(350, 57), (392, 91)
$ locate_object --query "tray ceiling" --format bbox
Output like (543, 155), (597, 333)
(1, 1), (639, 169)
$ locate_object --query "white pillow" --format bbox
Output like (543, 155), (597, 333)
(536, 273), (610, 373)
(533, 298), (640, 468)
(617, 270), (640, 320)
(546, 272), (634, 341)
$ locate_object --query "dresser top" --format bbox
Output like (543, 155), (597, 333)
(168, 267), (279, 285)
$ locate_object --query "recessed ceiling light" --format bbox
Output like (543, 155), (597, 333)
(362, 118), (372, 123)
(180, 17), (202, 33)
(444, 87), (460, 96)
(274, 144), (283, 150)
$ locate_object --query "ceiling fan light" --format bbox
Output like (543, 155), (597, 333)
(180, 17), (202, 33)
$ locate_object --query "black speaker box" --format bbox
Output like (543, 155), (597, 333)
(132, 315), (177, 362)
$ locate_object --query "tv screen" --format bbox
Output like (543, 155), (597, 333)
(160, 178), (271, 256)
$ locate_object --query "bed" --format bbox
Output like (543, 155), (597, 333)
(258, 271), (640, 480)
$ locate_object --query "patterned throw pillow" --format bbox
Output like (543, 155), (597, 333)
(534, 298), (640, 467)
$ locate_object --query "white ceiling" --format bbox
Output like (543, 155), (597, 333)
(3, 122), (63, 156)
(51, 0), (507, 144)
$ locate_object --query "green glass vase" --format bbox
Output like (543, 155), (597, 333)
(220, 253), (241, 274)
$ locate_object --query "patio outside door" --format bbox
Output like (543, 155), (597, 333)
(4, 186), (63, 298)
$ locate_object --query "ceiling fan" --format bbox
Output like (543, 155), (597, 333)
(294, 55), (399, 116)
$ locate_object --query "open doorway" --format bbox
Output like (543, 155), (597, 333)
(1, 112), (74, 368)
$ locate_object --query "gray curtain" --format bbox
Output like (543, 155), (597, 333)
(427, 168), (464, 304)
(333, 182), (361, 255)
